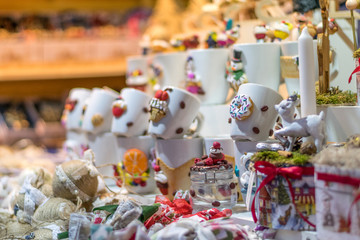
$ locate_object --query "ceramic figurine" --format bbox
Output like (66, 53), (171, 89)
(274, 21), (293, 41)
(151, 39), (170, 53)
(316, 18), (339, 35)
(190, 142), (237, 211)
(216, 31), (228, 48)
(239, 153), (256, 206)
(148, 64), (163, 91)
(185, 56), (205, 95)
(183, 35), (199, 49)
(140, 35), (151, 55)
(226, 24), (240, 47)
(126, 69), (147, 91)
(254, 25), (267, 43)
(149, 89), (169, 122)
(226, 50), (248, 91)
(170, 38), (186, 51)
(206, 31), (218, 48)
(274, 95), (326, 152)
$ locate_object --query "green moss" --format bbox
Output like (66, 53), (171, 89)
(251, 151), (311, 167)
(315, 86), (357, 106)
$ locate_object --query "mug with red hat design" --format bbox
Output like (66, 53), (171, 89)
(111, 88), (152, 137)
(148, 86), (202, 139)
(187, 48), (230, 105)
(64, 88), (91, 131)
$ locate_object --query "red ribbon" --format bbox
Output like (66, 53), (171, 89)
(348, 58), (360, 83)
(251, 161), (316, 228)
(317, 172), (360, 228)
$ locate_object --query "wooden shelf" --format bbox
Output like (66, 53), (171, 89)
(0, 59), (126, 82)
(0, 59), (127, 99)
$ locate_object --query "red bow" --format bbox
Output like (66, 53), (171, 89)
(348, 58), (360, 83)
(251, 161), (316, 228)
(317, 172), (360, 228)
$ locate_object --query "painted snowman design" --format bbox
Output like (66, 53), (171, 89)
(227, 50), (248, 91)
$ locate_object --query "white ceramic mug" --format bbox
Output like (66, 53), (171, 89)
(155, 137), (203, 199)
(199, 104), (231, 137)
(230, 83), (283, 141)
(187, 49), (230, 105)
(65, 88), (91, 130)
(234, 140), (258, 176)
(126, 56), (149, 87)
(155, 137), (203, 169)
(148, 87), (202, 139)
(280, 40), (338, 95)
(65, 130), (90, 158)
(111, 88), (151, 137)
(233, 43), (281, 91)
(87, 132), (117, 178)
(115, 135), (156, 194)
(151, 52), (187, 88)
(82, 87), (119, 134)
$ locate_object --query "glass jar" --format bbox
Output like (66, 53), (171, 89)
(190, 165), (237, 212)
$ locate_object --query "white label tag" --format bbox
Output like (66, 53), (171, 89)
(246, 171), (256, 211)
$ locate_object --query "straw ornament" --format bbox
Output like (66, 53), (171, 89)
(15, 169), (53, 224)
(52, 149), (99, 203)
(2, 220), (32, 239)
(32, 197), (76, 225)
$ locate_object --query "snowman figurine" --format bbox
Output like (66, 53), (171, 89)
(226, 49), (248, 91)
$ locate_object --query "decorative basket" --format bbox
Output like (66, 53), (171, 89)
(315, 164), (360, 240)
(252, 161), (316, 231)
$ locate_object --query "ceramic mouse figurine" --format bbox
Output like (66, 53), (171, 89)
(274, 95), (326, 152)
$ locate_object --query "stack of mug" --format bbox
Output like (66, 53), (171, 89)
(64, 86), (157, 194)
(63, 40), (329, 206)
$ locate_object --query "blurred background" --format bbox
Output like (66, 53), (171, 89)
(0, 0), (352, 148)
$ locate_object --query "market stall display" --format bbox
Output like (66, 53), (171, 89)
(2, 0), (360, 239)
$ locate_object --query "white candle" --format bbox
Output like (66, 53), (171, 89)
(298, 27), (317, 117)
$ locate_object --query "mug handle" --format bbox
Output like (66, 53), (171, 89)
(185, 112), (204, 138)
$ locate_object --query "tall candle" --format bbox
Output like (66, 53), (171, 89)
(298, 27), (317, 117)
